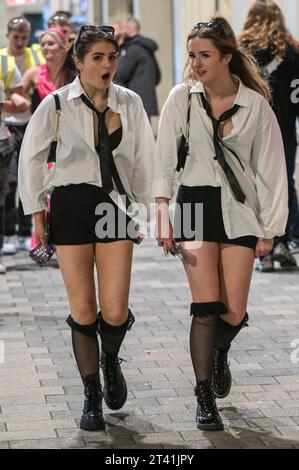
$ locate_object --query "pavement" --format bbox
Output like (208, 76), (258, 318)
(1, 239), (299, 449)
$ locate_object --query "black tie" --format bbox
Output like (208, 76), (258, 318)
(80, 94), (113, 193)
(200, 92), (246, 204)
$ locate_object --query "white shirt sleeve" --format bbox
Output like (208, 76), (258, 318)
(153, 84), (188, 199)
(18, 94), (56, 215)
(251, 99), (289, 239)
(131, 95), (155, 213)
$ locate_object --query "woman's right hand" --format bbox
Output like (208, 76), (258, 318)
(155, 198), (176, 254)
(34, 211), (46, 246)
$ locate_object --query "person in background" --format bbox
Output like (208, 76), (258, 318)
(22, 28), (67, 113)
(0, 79), (10, 274)
(0, 16), (40, 254)
(48, 11), (74, 48)
(239, 0), (299, 272)
(114, 16), (161, 119)
(153, 17), (287, 431)
(0, 79), (23, 274)
(111, 20), (125, 48)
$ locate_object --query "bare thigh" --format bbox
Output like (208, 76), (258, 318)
(180, 241), (220, 302)
(95, 240), (133, 325)
(56, 244), (96, 325)
(219, 244), (255, 325)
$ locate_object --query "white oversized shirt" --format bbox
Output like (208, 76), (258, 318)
(153, 78), (288, 240)
(18, 76), (155, 220)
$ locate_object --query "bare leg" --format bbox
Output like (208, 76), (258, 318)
(95, 240), (134, 410)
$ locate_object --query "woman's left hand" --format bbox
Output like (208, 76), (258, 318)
(255, 239), (274, 259)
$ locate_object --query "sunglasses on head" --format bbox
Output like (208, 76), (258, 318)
(75, 24), (115, 50)
(193, 21), (228, 35)
(8, 17), (30, 30)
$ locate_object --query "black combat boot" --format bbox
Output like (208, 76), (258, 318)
(100, 350), (127, 410)
(195, 379), (224, 431)
(80, 373), (105, 431)
(213, 348), (232, 398)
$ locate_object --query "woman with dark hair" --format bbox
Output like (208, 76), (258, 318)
(239, 0), (299, 272)
(18, 26), (154, 431)
(153, 17), (288, 431)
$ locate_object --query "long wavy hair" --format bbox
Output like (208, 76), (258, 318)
(184, 16), (271, 102)
(239, 0), (299, 58)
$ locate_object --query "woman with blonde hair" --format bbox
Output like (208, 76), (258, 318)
(22, 28), (67, 113)
(154, 16), (288, 430)
(240, 0), (299, 271)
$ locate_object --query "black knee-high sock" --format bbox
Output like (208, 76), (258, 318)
(190, 302), (227, 383)
(98, 310), (135, 357)
(215, 313), (249, 353)
(66, 316), (99, 379)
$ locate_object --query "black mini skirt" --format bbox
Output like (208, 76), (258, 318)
(174, 185), (257, 250)
(49, 184), (137, 245)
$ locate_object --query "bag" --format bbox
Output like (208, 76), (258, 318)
(176, 86), (192, 173)
(29, 210), (56, 267)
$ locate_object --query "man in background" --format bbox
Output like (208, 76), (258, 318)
(115, 17), (161, 119)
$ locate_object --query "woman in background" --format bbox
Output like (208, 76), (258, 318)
(240, 0), (299, 272)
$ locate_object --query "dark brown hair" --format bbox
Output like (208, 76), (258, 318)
(184, 16), (271, 102)
(58, 27), (119, 87)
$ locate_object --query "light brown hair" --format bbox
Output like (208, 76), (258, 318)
(184, 16), (271, 102)
(239, 0), (299, 58)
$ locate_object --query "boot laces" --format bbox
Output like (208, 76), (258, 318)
(194, 381), (216, 411)
(100, 355), (126, 381)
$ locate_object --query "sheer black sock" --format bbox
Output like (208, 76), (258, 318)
(97, 309), (135, 356)
(190, 302), (227, 383)
(66, 315), (99, 379)
(215, 312), (249, 353)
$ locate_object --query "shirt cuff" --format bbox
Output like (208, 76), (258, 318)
(152, 179), (173, 200)
(22, 200), (48, 216)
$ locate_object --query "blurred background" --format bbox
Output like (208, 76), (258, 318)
(1, 0), (298, 120)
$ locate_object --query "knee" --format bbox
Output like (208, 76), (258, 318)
(100, 304), (129, 326)
(71, 300), (97, 325)
(222, 311), (248, 327)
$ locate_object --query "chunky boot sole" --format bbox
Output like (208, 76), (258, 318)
(103, 375), (127, 410)
(80, 414), (105, 431)
(197, 420), (224, 431)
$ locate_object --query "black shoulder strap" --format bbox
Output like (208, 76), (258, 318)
(47, 93), (61, 164)
(186, 86), (191, 141)
(176, 85), (191, 172)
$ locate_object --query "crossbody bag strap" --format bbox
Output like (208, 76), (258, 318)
(176, 84), (192, 172)
(47, 93), (61, 164)
(185, 85), (191, 143)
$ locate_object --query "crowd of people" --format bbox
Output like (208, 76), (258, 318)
(0, 0), (299, 433)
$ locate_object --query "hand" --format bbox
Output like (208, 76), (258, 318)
(34, 211), (46, 246)
(155, 198), (176, 255)
(10, 93), (30, 113)
(255, 239), (274, 259)
(156, 219), (176, 255)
